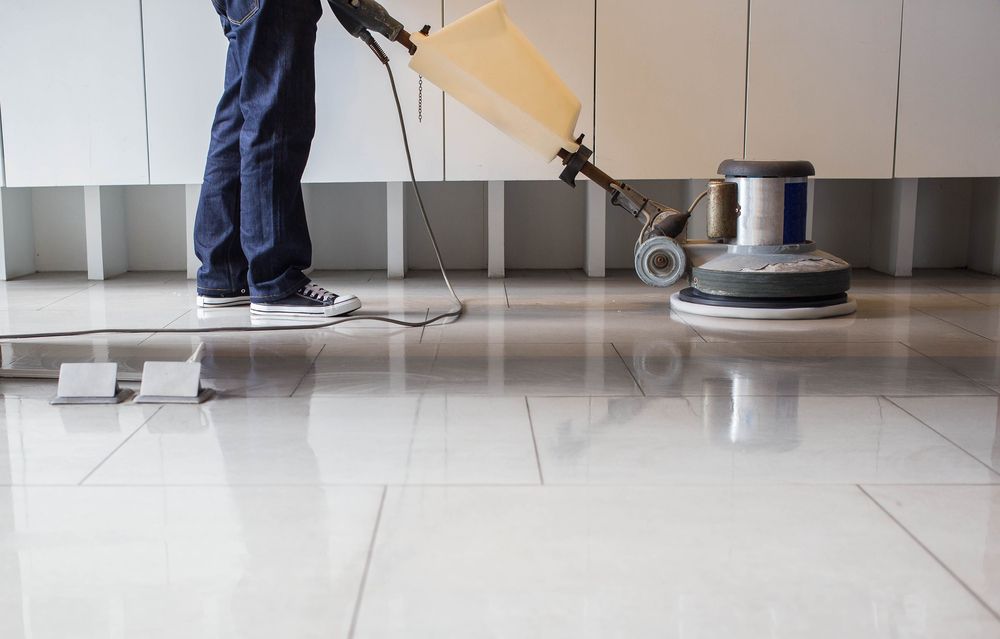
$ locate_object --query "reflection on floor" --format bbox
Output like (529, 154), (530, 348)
(2, 268), (1000, 637)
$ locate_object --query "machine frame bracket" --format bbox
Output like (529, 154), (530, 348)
(558, 136), (593, 188)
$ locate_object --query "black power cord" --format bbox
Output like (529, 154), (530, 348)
(0, 37), (463, 343)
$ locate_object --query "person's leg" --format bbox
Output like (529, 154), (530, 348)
(194, 12), (250, 305)
(230, 0), (322, 303)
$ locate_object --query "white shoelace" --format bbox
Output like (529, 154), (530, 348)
(300, 283), (337, 303)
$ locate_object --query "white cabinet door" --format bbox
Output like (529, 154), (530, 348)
(143, 0), (228, 185)
(1, 111), (6, 187)
(895, 0), (1000, 178)
(305, 0), (444, 183)
(443, 0), (595, 182)
(596, 0), (747, 180)
(0, 0), (149, 187)
(745, 0), (902, 179)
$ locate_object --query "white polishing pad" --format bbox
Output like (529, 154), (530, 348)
(409, 0), (581, 161)
(670, 293), (858, 320)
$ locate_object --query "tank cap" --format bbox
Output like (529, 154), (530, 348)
(718, 159), (816, 178)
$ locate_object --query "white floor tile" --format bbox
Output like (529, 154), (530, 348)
(356, 486), (1000, 638)
(685, 300), (987, 344)
(934, 278), (1000, 307)
(0, 485), (381, 639)
(615, 341), (991, 396)
(0, 276), (95, 311)
(904, 340), (1000, 388)
(918, 306), (1000, 341)
(504, 271), (670, 310)
(3, 269), (1000, 636)
(86, 397), (540, 486)
(888, 396), (1000, 473)
(0, 378), (59, 400)
(528, 396), (999, 485)
(0, 400), (159, 485)
(421, 306), (701, 344)
(864, 485), (1000, 617)
(297, 342), (643, 397)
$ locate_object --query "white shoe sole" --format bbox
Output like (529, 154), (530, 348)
(197, 295), (251, 308)
(250, 296), (362, 318)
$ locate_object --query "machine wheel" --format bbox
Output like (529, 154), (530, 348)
(634, 236), (687, 288)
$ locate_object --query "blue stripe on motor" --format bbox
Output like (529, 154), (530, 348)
(783, 182), (808, 244)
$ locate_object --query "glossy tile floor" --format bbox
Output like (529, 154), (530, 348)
(2, 268), (1000, 637)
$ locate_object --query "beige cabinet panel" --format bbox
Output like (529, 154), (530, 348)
(895, 0), (1000, 178)
(143, 0), (228, 185)
(596, 0), (748, 180)
(443, 0), (595, 182)
(746, 0), (903, 179)
(306, 0), (444, 183)
(0, 0), (149, 187)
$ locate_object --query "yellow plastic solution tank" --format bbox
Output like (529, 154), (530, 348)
(409, 0), (582, 162)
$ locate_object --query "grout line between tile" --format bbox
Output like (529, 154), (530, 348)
(937, 287), (992, 308)
(35, 284), (100, 311)
(524, 397), (545, 485)
(912, 306), (996, 341)
(279, 391), (996, 401)
(610, 342), (645, 397)
(857, 484), (1000, 623)
(77, 406), (164, 486)
(17, 481), (1000, 490)
(883, 396), (1000, 479)
(670, 308), (708, 343)
(418, 307), (430, 343)
(897, 340), (1000, 395)
(348, 485), (388, 639)
(288, 343), (326, 398)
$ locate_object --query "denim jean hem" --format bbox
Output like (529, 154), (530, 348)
(250, 273), (310, 303)
(197, 286), (249, 298)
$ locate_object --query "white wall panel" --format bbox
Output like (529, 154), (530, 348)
(124, 186), (187, 270)
(506, 182), (585, 269)
(810, 180), (874, 268)
(0, 0), (149, 187)
(596, 0), (747, 180)
(0, 107), (6, 188)
(895, 0), (1000, 178)
(143, 0), (228, 185)
(913, 179), (973, 269)
(305, 0), (444, 183)
(31, 188), (88, 272)
(0, 188), (35, 279)
(443, 0), (595, 182)
(406, 181), (486, 269)
(969, 179), (1000, 275)
(304, 183), (389, 270)
(745, 0), (902, 179)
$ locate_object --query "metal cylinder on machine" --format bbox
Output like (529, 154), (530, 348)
(717, 160), (815, 246)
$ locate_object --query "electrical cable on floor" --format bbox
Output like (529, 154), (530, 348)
(0, 38), (464, 343)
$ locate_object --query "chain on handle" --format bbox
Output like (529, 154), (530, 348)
(418, 76), (424, 123)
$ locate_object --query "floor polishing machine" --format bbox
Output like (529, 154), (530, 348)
(335, 0), (857, 320)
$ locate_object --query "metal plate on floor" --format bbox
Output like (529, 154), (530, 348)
(134, 362), (214, 404)
(51, 363), (133, 405)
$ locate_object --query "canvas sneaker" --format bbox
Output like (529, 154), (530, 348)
(250, 283), (362, 318)
(197, 289), (251, 308)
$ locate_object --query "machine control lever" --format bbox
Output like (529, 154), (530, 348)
(328, 0), (419, 54)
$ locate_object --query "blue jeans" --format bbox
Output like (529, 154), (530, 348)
(196, 0), (323, 302)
